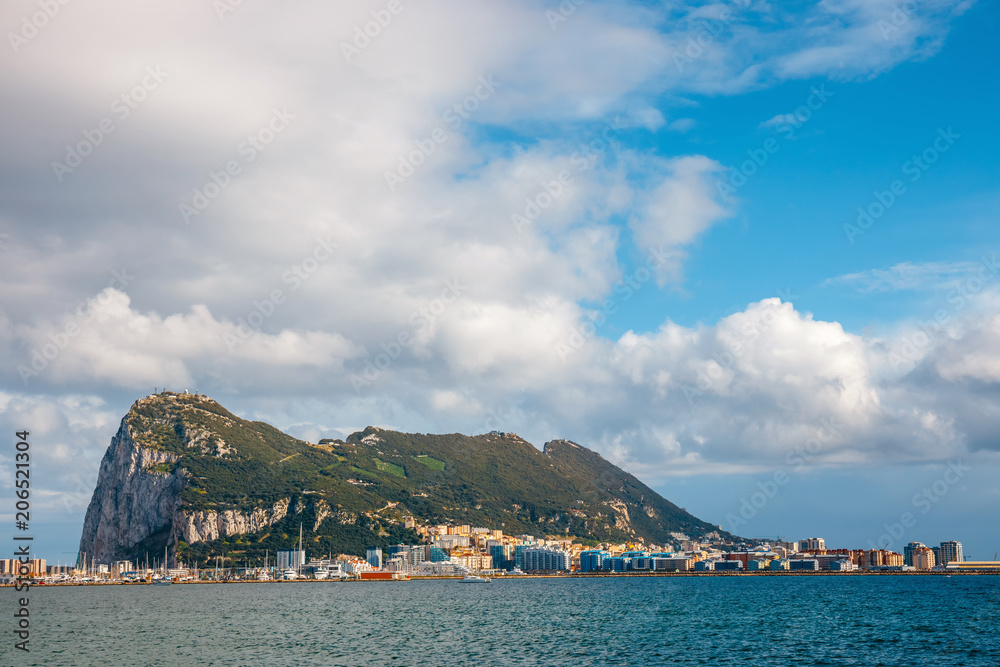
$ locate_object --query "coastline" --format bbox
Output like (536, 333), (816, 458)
(4, 570), (994, 587)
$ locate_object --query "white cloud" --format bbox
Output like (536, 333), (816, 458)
(8, 289), (363, 390)
(825, 260), (983, 292)
(629, 155), (731, 284)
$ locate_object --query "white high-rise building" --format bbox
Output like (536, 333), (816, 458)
(521, 547), (570, 572)
(937, 541), (963, 566)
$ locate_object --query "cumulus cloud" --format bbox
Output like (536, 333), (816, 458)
(628, 155), (731, 284)
(7, 289), (363, 390)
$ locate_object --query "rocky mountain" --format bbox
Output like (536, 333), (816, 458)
(78, 392), (724, 566)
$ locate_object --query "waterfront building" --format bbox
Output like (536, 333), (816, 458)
(747, 560), (766, 571)
(904, 542), (926, 567)
(452, 553), (493, 571)
(652, 557), (694, 572)
(789, 559), (819, 571)
(605, 556), (631, 572)
(714, 560), (743, 571)
(630, 555), (655, 571)
(366, 547), (383, 569)
(937, 541), (964, 566)
(521, 547), (571, 572)
(694, 560), (717, 571)
(344, 558), (373, 574)
(514, 544), (534, 570)
(411, 561), (466, 576)
(384, 557), (406, 572)
(945, 561), (1000, 572)
(1, 558), (47, 577)
(860, 549), (904, 569)
(277, 549), (306, 570)
(808, 554), (854, 571)
(489, 544), (514, 570)
(830, 560), (855, 572)
(724, 552), (758, 568)
(770, 559), (791, 571)
(428, 546), (449, 563)
(579, 550), (609, 573)
(912, 547), (936, 570)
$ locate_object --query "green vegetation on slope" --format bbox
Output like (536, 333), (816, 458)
(121, 392), (726, 560)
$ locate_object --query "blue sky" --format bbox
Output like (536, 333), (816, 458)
(602, 8), (1000, 337)
(0, 0), (998, 562)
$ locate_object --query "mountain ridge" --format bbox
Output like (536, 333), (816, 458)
(78, 392), (725, 566)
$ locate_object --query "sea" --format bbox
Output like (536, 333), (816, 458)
(5, 575), (1000, 666)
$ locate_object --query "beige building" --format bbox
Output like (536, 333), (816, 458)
(801, 537), (826, 552)
(453, 553), (493, 571)
(862, 550), (904, 568)
(912, 548), (936, 570)
(0, 558), (46, 576)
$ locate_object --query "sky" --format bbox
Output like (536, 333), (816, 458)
(1, 0), (998, 564)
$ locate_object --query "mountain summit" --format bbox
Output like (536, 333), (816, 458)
(78, 392), (722, 565)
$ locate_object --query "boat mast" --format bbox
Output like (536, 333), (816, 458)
(298, 523), (303, 577)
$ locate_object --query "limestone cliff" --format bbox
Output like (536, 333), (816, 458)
(176, 499), (292, 544)
(77, 393), (303, 565)
(77, 416), (186, 565)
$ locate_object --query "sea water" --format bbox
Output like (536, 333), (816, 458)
(6, 575), (1000, 666)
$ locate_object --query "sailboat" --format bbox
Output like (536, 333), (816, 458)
(154, 546), (173, 585)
